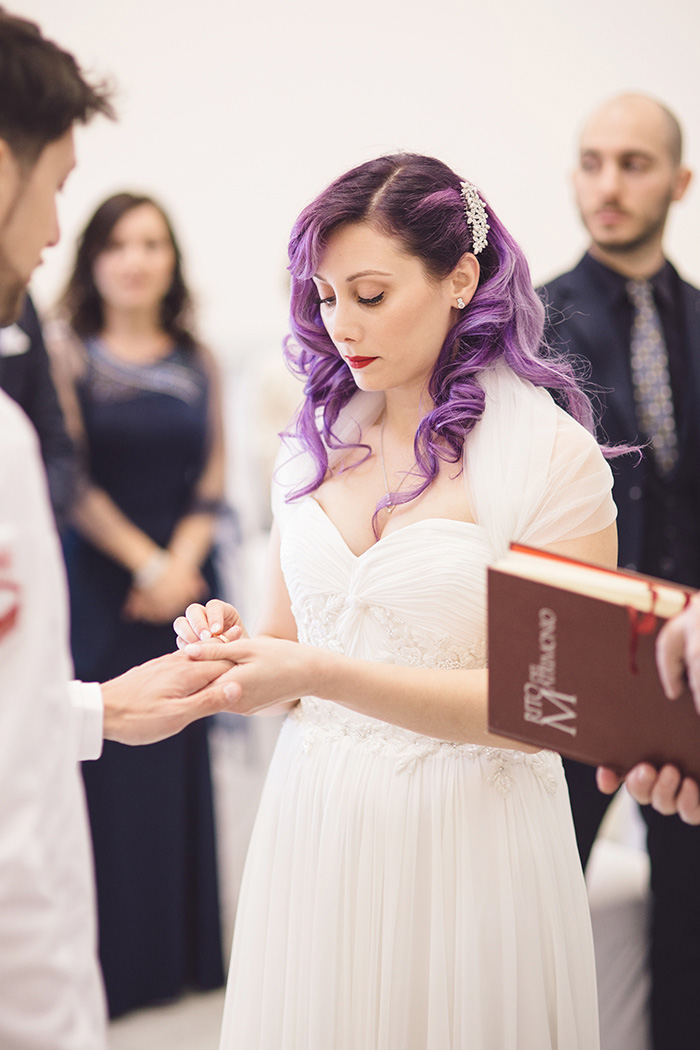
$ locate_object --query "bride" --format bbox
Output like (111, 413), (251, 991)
(176, 153), (617, 1049)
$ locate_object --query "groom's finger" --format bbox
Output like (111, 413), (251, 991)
(174, 656), (234, 693)
(187, 673), (243, 716)
(184, 639), (245, 662)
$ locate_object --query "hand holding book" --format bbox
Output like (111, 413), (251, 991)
(656, 594), (700, 710)
(487, 545), (700, 796)
(596, 594), (700, 825)
(597, 763), (700, 824)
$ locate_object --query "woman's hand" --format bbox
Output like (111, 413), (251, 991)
(182, 634), (312, 715)
(123, 555), (207, 624)
(173, 598), (249, 647)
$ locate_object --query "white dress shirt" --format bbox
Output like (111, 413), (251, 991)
(0, 390), (107, 1049)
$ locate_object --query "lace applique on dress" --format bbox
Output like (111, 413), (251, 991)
(292, 593), (483, 670)
(289, 698), (559, 794)
(290, 593), (559, 796)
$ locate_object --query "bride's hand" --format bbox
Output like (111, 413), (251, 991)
(182, 635), (313, 715)
(173, 598), (249, 650)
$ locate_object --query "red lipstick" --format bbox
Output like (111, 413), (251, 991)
(345, 356), (377, 369)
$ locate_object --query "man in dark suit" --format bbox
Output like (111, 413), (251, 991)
(0, 293), (78, 529)
(541, 93), (699, 1050)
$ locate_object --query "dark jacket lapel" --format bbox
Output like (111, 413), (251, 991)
(547, 260), (639, 444)
(679, 275), (700, 416)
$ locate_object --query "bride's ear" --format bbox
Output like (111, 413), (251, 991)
(450, 253), (480, 310)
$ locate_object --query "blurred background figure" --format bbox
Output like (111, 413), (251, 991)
(48, 192), (227, 1018)
(0, 292), (78, 530)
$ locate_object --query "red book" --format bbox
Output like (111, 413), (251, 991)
(487, 544), (700, 781)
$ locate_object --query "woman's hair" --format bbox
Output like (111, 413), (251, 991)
(58, 192), (196, 346)
(284, 152), (595, 517)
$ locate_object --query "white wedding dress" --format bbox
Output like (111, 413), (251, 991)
(219, 365), (616, 1050)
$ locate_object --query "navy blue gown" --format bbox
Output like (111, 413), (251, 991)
(63, 337), (225, 1018)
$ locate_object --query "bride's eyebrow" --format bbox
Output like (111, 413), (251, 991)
(346, 270), (392, 282)
(312, 270), (393, 282)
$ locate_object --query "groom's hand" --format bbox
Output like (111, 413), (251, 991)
(101, 650), (237, 745)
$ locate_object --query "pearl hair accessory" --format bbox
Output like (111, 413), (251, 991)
(456, 297), (466, 309)
(459, 181), (489, 255)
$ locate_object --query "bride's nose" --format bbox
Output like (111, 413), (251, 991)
(329, 299), (361, 345)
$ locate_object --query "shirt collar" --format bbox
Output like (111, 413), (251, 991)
(649, 260), (676, 310)
(581, 251), (676, 309)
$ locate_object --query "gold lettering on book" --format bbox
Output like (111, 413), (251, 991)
(522, 608), (577, 737)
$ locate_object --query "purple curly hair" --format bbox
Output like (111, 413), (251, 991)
(283, 153), (595, 520)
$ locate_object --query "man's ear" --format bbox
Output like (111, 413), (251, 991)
(450, 252), (480, 310)
(672, 166), (692, 203)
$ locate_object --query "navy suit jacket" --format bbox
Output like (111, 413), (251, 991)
(0, 295), (77, 529)
(540, 256), (700, 579)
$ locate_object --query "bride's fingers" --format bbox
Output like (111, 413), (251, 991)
(187, 626), (242, 647)
(184, 602), (215, 639)
(204, 598), (241, 636)
(173, 615), (199, 644)
(219, 625), (243, 643)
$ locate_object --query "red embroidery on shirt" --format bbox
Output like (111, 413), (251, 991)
(0, 551), (21, 641)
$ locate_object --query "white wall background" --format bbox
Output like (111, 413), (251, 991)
(9, 8), (695, 1027)
(9, 0), (700, 363)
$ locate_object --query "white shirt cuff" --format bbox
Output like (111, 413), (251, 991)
(68, 681), (104, 761)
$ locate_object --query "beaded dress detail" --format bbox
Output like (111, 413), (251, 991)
(219, 365), (617, 1050)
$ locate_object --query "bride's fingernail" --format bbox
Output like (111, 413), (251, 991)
(199, 630), (211, 641)
(210, 622), (222, 635)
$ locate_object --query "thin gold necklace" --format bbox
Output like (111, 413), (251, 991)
(378, 415), (415, 514)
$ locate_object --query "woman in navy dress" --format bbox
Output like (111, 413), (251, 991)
(49, 193), (226, 1017)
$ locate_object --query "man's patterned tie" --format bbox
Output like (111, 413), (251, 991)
(626, 278), (678, 476)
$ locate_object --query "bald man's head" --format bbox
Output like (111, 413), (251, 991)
(573, 94), (691, 267)
(581, 94), (683, 167)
